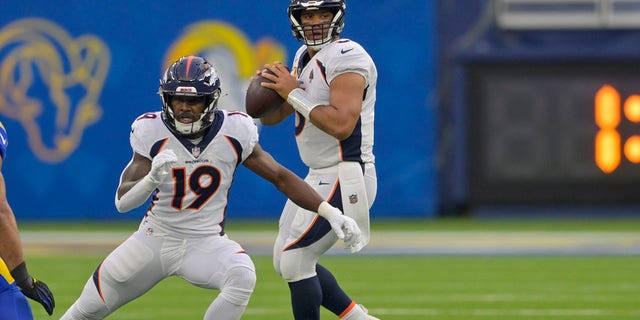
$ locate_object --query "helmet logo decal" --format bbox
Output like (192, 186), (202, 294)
(0, 18), (109, 163)
(177, 87), (197, 93)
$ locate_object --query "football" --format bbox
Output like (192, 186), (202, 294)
(245, 69), (285, 118)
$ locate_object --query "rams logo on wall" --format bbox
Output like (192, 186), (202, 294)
(0, 19), (284, 164)
(0, 18), (109, 163)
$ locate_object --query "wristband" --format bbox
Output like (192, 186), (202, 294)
(287, 88), (321, 119)
(317, 201), (339, 220)
(114, 175), (158, 213)
(10, 261), (30, 285)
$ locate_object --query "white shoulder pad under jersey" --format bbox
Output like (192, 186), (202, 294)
(128, 110), (258, 237)
(291, 39), (377, 169)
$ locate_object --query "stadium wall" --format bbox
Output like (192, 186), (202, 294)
(0, 1), (439, 220)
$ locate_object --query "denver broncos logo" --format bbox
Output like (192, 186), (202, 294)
(0, 18), (109, 163)
(163, 21), (286, 115)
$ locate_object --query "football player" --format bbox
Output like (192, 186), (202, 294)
(0, 121), (55, 319)
(60, 55), (360, 320)
(257, 0), (379, 319)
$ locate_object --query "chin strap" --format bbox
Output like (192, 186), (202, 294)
(174, 119), (201, 135)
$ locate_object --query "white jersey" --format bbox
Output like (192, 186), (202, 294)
(129, 109), (258, 238)
(291, 39), (377, 169)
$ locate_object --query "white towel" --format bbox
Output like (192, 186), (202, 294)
(338, 161), (370, 253)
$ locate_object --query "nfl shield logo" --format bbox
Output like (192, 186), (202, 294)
(191, 146), (201, 158)
(349, 194), (358, 204)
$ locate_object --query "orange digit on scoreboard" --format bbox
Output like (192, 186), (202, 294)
(595, 85), (621, 174)
(595, 85), (640, 173)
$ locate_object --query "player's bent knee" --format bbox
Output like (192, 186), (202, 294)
(220, 266), (256, 306)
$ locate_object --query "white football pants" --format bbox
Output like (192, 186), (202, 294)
(60, 228), (256, 320)
(273, 162), (377, 282)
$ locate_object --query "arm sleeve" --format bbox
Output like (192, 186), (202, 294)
(113, 116), (157, 213)
(114, 175), (157, 213)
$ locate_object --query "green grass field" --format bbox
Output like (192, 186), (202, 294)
(20, 218), (640, 319)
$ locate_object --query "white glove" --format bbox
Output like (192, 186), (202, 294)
(317, 201), (362, 253)
(341, 216), (363, 253)
(148, 149), (177, 184)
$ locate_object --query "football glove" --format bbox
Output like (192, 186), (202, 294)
(149, 149), (177, 184)
(11, 262), (55, 315)
(317, 201), (362, 252)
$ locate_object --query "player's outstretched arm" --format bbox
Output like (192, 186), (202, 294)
(244, 143), (322, 210)
(243, 144), (361, 249)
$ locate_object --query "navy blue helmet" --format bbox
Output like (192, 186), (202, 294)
(159, 56), (221, 137)
(288, 0), (346, 50)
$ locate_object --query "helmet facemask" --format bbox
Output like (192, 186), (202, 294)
(161, 89), (220, 137)
(289, 1), (346, 51)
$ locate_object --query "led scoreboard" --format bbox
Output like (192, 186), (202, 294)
(467, 61), (640, 204)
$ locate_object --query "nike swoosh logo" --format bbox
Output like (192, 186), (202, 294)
(319, 181), (331, 185)
(0, 133), (6, 146)
(341, 48), (354, 54)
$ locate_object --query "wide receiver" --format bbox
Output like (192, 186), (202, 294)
(60, 55), (361, 319)
(258, 0), (380, 319)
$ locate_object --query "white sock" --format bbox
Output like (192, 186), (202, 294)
(342, 304), (368, 320)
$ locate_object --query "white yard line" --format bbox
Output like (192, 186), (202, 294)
(21, 230), (640, 255)
(243, 307), (640, 317)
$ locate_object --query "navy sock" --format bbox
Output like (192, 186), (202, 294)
(288, 276), (322, 320)
(316, 264), (353, 315)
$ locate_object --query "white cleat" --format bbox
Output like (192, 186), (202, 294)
(359, 304), (381, 320)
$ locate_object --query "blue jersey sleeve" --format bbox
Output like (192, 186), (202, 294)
(0, 121), (7, 159)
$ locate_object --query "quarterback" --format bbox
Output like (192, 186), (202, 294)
(259, 0), (379, 319)
(60, 55), (360, 320)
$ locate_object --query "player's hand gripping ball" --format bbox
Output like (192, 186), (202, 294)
(245, 69), (285, 118)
